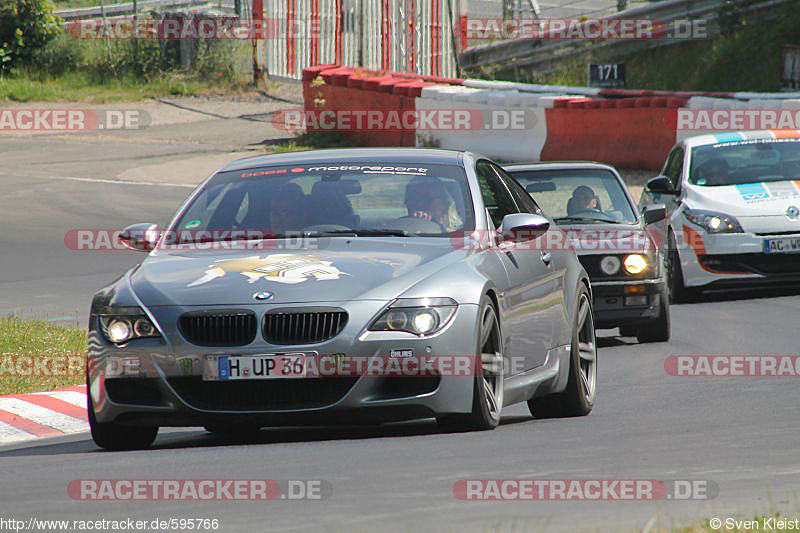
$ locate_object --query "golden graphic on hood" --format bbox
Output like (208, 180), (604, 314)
(187, 255), (348, 287)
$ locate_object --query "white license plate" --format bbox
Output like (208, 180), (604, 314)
(203, 354), (307, 381)
(763, 237), (800, 254)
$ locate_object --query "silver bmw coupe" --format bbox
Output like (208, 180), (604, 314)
(87, 148), (596, 450)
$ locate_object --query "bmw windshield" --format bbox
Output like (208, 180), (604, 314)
(172, 162), (475, 239)
(509, 168), (638, 224)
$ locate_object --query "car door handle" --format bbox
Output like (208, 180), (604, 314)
(540, 251), (552, 266)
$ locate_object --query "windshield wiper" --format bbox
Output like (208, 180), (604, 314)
(180, 231), (284, 244)
(306, 229), (411, 237)
(353, 229), (411, 237)
(553, 216), (623, 224)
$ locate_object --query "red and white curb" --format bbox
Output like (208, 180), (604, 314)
(0, 385), (88, 444)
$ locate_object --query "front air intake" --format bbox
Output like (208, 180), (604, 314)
(179, 310), (257, 347)
(263, 309), (348, 345)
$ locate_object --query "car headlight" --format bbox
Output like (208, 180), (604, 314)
(685, 209), (743, 234)
(98, 307), (160, 345)
(369, 298), (458, 336)
(600, 255), (621, 275)
(623, 254), (649, 275)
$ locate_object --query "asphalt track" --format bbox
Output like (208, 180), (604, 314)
(2, 172), (800, 532)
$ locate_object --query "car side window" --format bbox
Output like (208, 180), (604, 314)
(491, 164), (544, 216)
(476, 160), (519, 227)
(664, 147), (685, 189)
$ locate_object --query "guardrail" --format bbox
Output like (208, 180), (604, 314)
(458, 0), (794, 74)
(55, 0), (235, 20)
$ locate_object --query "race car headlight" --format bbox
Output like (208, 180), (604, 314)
(685, 209), (743, 234)
(623, 254), (649, 275)
(369, 298), (457, 336)
(98, 307), (160, 345)
(600, 255), (621, 275)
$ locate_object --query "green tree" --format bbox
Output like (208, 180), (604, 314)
(0, 0), (61, 72)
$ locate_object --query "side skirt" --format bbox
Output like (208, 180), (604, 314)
(501, 344), (570, 407)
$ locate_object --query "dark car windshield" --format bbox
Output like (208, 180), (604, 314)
(172, 162), (474, 238)
(507, 168), (638, 224)
(689, 138), (800, 187)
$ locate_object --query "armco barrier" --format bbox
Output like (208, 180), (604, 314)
(300, 68), (800, 169)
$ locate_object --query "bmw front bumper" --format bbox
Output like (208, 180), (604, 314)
(88, 301), (483, 428)
(590, 279), (666, 329)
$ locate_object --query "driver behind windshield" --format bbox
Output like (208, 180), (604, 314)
(695, 158), (729, 185)
(269, 182), (306, 233)
(404, 177), (463, 232)
(567, 185), (600, 215)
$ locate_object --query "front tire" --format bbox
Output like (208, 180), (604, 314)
(88, 392), (158, 451)
(529, 285), (596, 418)
(437, 297), (504, 432)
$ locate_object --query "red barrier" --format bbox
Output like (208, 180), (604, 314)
(302, 64), (338, 112)
(566, 98), (592, 109)
(541, 108), (677, 169)
(302, 64), (337, 82)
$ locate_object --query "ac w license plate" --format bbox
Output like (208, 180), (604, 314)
(763, 237), (800, 254)
(203, 354), (307, 381)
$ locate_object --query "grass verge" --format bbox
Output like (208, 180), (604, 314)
(0, 71), (254, 103)
(0, 316), (86, 395)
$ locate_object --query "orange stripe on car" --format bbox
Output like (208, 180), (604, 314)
(771, 129), (800, 139)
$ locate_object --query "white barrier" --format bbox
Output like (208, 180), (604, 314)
(414, 94), (548, 162)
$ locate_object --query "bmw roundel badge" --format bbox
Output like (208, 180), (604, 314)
(253, 291), (274, 301)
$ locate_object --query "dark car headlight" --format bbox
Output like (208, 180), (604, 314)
(98, 307), (160, 344)
(685, 209), (743, 234)
(369, 298), (458, 336)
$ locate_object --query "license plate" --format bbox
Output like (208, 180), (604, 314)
(202, 354), (307, 381)
(763, 237), (800, 254)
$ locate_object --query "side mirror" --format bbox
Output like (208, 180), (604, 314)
(643, 204), (667, 225)
(120, 223), (160, 252)
(646, 176), (678, 195)
(499, 213), (550, 242)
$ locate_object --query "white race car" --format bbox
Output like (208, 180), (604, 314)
(640, 130), (800, 302)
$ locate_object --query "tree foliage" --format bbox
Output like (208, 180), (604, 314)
(0, 0), (61, 72)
